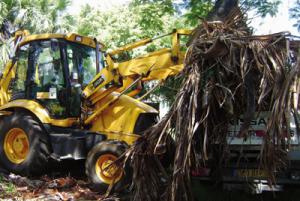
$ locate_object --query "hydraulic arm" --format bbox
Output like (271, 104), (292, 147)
(81, 29), (191, 126)
(82, 29), (191, 124)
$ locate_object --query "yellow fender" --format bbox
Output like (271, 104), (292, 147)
(0, 100), (78, 127)
(88, 93), (158, 145)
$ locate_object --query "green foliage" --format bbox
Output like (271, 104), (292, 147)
(0, 0), (72, 70)
(131, 0), (174, 12)
(74, 1), (189, 105)
(133, 4), (172, 34)
(0, 2), (8, 24)
(70, 0), (284, 105)
(151, 76), (184, 105)
(76, 4), (141, 50)
(0, 0), (284, 105)
(290, 0), (300, 32)
(183, 0), (213, 26)
(75, 2), (185, 52)
(241, 0), (281, 17)
(181, 0), (281, 26)
(0, 0), (71, 33)
(0, 37), (14, 71)
(123, 0), (282, 105)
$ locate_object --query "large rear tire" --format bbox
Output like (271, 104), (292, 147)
(0, 112), (50, 176)
(85, 140), (129, 192)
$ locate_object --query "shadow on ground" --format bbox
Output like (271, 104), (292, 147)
(192, 180), (300, 201)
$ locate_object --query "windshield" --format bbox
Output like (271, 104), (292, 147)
(66, 42), (104, 86)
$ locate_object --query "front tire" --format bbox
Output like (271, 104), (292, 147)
(85, 140), (129, 192)
(0, 112), (50, 176)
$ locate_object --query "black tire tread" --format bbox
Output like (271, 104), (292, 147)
(0, 111), (50, 176)
(85, 140), (128, 192)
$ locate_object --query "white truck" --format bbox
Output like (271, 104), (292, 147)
(193, 111), (300, 193)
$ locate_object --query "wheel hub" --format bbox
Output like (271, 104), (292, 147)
(95, 154), (123, 184)
(4, 128), (29, 164)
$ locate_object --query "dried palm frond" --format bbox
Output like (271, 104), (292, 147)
(119, 6), (300, 201)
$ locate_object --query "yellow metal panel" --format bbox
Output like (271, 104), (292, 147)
(101, 131), (139, 145)
(145, 64), (184, 80)
(88, 93), (157, 139)
(115, 49), (185, 81)
(115, 49), (170, 77)
(19, 34), (65, 46)
(14, 30), (30, 37)
(0, 88), (10, 106)
(126, 88), (142, 97)
(176, 29), (193, 35)
(109, 38), (152, 55)
(105, 55), (115, 71)
(0, 61), (15, 88)
(65, 33), (96, 48)
(36, 92), (50, 99)
(0, 61), (16, 105)
(0, 100), (78, 127)
(82, 68), (115, 99)
(50, 118), (78, 127)
(115, 77), (136, 93)
(89, 86), (118, 105)
(19, 33), (105, 50)
(0, 100), (51, 123)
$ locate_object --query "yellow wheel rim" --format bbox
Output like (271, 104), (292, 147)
(4, 128), (29, 164)
(95, 154), (123, 185)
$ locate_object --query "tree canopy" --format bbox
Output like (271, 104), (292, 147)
(0, 0), (72, 33)
(290, 0), (300, 32)
(0, 0), (72, 68)
(0, 0), (294, 104)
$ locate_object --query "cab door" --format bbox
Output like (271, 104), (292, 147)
(64, 42), (98, 117)
(26, 40), (70, 118)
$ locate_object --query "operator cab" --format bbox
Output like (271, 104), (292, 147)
(11, 35), (104, 119)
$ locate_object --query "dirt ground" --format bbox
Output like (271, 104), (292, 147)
(0, 162), (299, 201)
(0, 161), (116, 201)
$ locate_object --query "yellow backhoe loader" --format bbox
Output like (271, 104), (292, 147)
(0, 29), (191, 191)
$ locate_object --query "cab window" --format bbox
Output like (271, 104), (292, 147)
(11, 44), (29, 99)
(34, 41), (64, 89)
(27, 40), (67, 118)
(66, 42), (103, 86)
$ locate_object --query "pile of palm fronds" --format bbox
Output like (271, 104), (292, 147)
(122, 6), (300, 201)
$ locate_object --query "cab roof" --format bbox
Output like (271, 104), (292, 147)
(19, 33), (105, 49)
